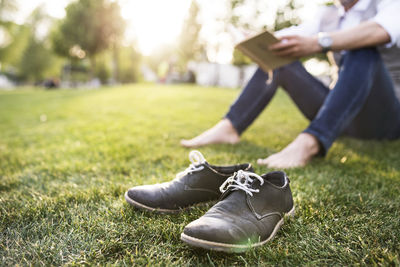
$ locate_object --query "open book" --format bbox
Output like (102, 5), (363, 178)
(235, 30), (295, 72)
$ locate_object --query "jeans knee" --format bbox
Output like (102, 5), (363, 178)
(273, 61), (302, 86)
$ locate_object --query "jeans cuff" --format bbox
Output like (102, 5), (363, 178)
(224, 113), (244, 136)
(302, 128), (332, 157)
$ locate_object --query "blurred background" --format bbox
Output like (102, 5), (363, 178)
(0, 0), (331, 90)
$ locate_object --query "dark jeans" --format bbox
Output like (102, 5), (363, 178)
(225, 48), (400, 155)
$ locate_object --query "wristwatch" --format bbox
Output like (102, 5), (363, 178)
(317, 32), (333, 53)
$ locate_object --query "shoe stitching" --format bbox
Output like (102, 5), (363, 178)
(183, 185), (219, 195)
(246, 196), (283, 220)
(208, 205), (264, 234)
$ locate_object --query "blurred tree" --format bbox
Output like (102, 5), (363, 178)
(18, 39), (59, 82)
(229, 0), (262, 66)
(81, 43), (141, 84)
(17, 7), (63, 82)
(273, 0), (302, 31)
(94, 51), (111, 84)
(228, 0), (266, 32)
(177, 0), (204, 72)
(0, 0), (17, 21)
(0, 0), (19, 71)
(116, 44), (142, 83)
(52, 0), (125, 77)
(0, 23), (30, 70)
(0, 4), (63, 83)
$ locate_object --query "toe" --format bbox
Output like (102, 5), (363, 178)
(180, 139), (193, 147)
(257, 154), (276, 165)
(257, 158), (268, 165)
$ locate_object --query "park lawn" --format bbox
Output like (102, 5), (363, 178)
(0, 83), (399, 266)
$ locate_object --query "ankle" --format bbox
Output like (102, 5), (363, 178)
(299, 133), (320, 155)
(219, 119), (239, 137)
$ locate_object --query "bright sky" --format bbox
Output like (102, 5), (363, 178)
(119, 0), (192, 55)
(13, 0), (328, 63)
(13, 0), (192, 56)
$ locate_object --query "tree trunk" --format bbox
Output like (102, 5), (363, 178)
(112, 43), (119, 84)
(89, 55), (96, 80)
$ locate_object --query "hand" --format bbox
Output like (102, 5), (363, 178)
(269, 35), (321, 58)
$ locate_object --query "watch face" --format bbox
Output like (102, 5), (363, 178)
(318, 33), (333, 49)
(321, 36), (333, 47)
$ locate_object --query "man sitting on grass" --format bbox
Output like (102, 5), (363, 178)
(181, 0), (400, 168)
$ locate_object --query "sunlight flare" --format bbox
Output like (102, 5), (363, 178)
(120, 0), (191, 55)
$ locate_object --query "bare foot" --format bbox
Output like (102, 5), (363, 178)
(180, 119), (240, 148)
(257, 133), (320, 168)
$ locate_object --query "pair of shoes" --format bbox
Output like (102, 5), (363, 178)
(124, 151), (294, 253)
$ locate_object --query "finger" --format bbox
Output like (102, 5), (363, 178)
(272, 49), (295, 57)
(257, 158), (267, 165)
(269, 39), (296, 51)
(272, 47), (300, 57)
(277, 35), (297, 41)
(257, 157), (272, 165)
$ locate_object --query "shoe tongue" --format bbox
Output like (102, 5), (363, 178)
(262, 171), (287, 187)
(188, 150), (206, 165)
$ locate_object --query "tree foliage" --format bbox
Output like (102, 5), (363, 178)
(116, 45), (142, 83)
(18, 38), (60, 82)
(52, 0), (125, 69)
(177, 0), (204, 71)
(91, 44), (142, 84)
(16, 7), (62, 82)
(0, 0), (21, 71)
(274, 0), (302, 31)
(0, 6), (62, 82)
(0, 0), (18, 21)
(0, 23), (30, 68)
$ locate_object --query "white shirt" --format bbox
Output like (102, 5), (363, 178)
(275, 0), (400, 100)
(276, 0), (400, 48)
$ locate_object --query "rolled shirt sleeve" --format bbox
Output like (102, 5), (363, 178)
(275, 20), (320, 38)
(275, 6), (325, 37)
(372, 0), (400, 47)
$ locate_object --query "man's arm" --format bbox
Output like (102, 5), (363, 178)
(269, 21), (391, 58)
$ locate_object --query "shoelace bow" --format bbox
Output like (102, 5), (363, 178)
(175, 150), (205, 179)
(219, 170), (264, 197)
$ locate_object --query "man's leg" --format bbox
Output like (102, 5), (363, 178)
(342, 59), (400, 141)
(261, 48), (400, 167)
(305, 48), (400, 154)
(181, 62), (330, 147)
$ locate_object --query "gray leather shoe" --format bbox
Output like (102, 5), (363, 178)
(124, 151), (253, 213)
(180, 170), (294, 253)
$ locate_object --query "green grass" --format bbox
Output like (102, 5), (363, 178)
(1, 84), (399, 266)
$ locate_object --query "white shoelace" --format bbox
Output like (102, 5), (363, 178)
(219, 170), (264, 196)
(175, 150), (206, 179)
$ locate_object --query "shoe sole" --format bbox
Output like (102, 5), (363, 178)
(180, 206), (295, 253)
(124, 191), (182, 214)
(124, 191), (216, 214)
